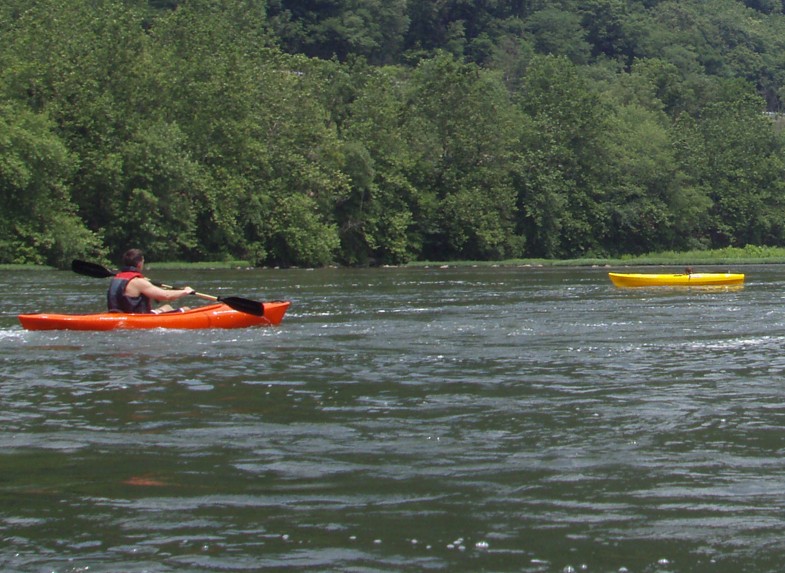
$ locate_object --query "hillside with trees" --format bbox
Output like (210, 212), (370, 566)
(3, 0), (785, 267)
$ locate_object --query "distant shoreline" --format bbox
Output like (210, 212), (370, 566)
(4, 246), (785, 271)
(408, 246), (785, 268)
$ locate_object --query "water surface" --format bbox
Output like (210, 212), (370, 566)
(2, 265), (785, 572)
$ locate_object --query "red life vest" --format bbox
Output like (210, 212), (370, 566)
(107, 270), (152, 313)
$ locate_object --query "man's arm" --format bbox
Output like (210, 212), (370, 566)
(130, 278), (194, 302)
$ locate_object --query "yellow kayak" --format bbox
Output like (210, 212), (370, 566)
(608, 272), (745, 287)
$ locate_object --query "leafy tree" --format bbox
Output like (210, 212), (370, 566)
(6, 0), (785, 267)
(403, 53), (525, 260)
(146, 0), (269, 259)
(525, 8), (591, 64)
(0, 102), (103, 266)
(578, 0), (633, 62)
(149, 3), (346, 266)
(603, 104), (686, 253)
(340, 66), (422, 265)
(107, 121), (202, 261)
(612, 57), (693, 115)
(1, 0), (167, 262)
(640, 2), (720, 75)
(268, 193), (340, 266)
(679, 81), (785, 247)
(268, 0), (410, 65)
(516, 55), (609, 258)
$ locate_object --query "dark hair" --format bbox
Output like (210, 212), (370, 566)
(122, 249), (144, 268)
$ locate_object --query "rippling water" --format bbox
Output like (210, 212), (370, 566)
(3, 265), (785, 572)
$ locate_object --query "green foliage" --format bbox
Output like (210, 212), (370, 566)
(108, 121), (201, 260)
(4, 0), (785, 267)
(516, 55), (610, 258)
(525, 8), (591, 64)
(0, 102), (103, 267)
(268, 0), (410, 65)
(340, 66), (422, 264)
(681, 85), (785, 247)
(268, 193), (340, 267)
(603, 104), (681, 253)
(402, 53), (525, 260)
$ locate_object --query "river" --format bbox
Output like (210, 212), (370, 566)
(2, 264), (785, 572)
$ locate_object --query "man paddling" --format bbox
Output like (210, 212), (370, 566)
(107, 249), (194, 314)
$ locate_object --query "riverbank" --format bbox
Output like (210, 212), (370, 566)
(410, 246), (785, 268)
(4, 245), (785, 271)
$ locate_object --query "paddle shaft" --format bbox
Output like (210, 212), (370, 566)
(154, 281), (219, 304)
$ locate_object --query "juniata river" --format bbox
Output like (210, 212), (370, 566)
(3, 264), (785, 573)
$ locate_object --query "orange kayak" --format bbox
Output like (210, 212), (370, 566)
(18, 301), (290, 331)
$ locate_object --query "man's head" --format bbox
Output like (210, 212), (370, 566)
(123, 249), (145, 269)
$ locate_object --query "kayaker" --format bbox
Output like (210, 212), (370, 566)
(107, 249), (195, 314)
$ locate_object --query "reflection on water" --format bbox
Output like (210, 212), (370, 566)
(3, 265), (785, 572)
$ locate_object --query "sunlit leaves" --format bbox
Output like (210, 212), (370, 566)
(0, 102), (102, 265)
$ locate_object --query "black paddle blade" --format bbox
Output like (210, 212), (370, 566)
(72, 259), (115, 279)
(219, 296), (265, 317)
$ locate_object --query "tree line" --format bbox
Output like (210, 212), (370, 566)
(3, 0), (785, 267)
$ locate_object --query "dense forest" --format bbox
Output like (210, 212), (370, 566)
(4, 0), (785, 267)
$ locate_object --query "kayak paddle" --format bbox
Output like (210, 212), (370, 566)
(71, 259), (266, 317)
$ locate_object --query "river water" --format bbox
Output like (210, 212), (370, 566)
(2, 264), (785, 572)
